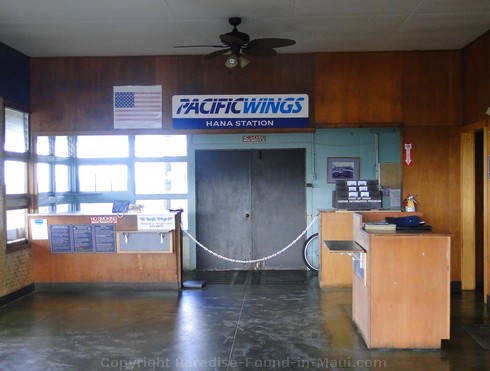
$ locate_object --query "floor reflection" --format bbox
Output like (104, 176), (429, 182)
(0, 272), (488, 370)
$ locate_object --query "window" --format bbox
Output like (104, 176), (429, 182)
(6, 209), (27, 242)
(35, 134), (188, 227)
(35, 136), (50, 155)
(134, 162), (187, 194)
(135, 135), (186, 157)
(54, 136), (70, 157)
(3, 106), (30, 246)
(77, 135), (129, 158)
(4, 160), (27, 194)
(55, 204), (71, 213)
(36, 163), (50, 193)
(35, 136), (74, 212)
(79, 203), (114, 214)
(55, 164), (70, 192)
(78, 165), (128, 192)
(4, 108), (28, 153)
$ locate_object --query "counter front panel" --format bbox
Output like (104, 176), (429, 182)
(28, 212), (182, 287)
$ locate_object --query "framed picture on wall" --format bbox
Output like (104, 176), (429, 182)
(327, 157), (360, 183)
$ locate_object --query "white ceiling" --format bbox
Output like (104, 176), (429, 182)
(0, 0), (489, 58)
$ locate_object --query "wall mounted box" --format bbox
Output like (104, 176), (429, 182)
(118, 231), (172, 253)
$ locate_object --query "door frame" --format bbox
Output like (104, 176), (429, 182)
(460, 120), (488, 302)
(187, 134), (314, 271)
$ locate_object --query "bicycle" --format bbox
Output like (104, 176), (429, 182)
(302, 233), (319, 272)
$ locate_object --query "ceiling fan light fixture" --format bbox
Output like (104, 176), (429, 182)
(238, 55), (250, 68)
(224, 54), (238, 68)
(225, 53), (249, 69)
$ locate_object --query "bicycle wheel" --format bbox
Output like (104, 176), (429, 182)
(303, 233), (319, 272)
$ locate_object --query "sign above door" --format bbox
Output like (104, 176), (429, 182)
(172, 94), (309, 130)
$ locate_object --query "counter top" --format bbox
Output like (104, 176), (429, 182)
(317, 209), (403, 213)
(28, 211), (180, 216)
(324, 240), (365, 252)
(360, 229), (452, 237)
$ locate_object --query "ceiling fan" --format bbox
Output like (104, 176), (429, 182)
(174, 17), (296, 68)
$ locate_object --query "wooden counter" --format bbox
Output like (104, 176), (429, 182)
(319, 211), (354, 287)
(352, 212), (451, 349)
(319, 210), (421, 288)
(28, 212), (182, 289)
(321, 210), (451, 348)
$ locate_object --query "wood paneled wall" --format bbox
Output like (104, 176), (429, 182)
(402, 125), (462, 280)
(30, 49), (463, 132)
(30, 56), (178, 132)
(29, 43), (488, 284)
(402, 51), (462, 126)
(315, 52), (403, 125)
(30, 54), (315, 132)
(314, 51), (461, 126)
(463, 31), (490, 125)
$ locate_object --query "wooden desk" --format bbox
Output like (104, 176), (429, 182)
(351, 212), (451, 349)
(28, 212), (183, 289)
(319, 211), (355, 287)
(319, 210), (422, 288)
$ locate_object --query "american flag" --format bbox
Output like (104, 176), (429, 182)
(113, 85), (162, 129)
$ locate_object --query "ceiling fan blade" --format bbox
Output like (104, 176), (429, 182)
(173, 45), (225, 48)
(242, 47), (277, 57)
(177, 18), (295, 65)
(205, 48), (231, 59)
(247, 38), (296, 49)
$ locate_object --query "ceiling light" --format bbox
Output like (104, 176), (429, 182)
(238, 55), (250, 68)
(225, 55), (238, 69)
(225, 53), (249, 69)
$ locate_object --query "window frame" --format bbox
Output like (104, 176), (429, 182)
(34, 134), (188, 225)
(2, 101), (32, 251)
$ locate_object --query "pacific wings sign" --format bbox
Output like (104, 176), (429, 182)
(172, 94), (309, 129)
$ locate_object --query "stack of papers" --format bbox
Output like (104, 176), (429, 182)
(363, 222), (397, 231)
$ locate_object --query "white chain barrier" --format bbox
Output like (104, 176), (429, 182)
(182, 213), (319, 264)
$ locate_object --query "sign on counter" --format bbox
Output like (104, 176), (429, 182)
(137, 214), (175, 232)
(49, 224), (116, 254)
(94, 224), (116, 253)
(73, 225), (94, 253)
(30, 218), (48, 240)
(49, 225), (73, 253)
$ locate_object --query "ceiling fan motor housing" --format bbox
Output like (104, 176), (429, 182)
(220, 17), (250, 46)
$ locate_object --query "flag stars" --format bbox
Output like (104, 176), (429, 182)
(115, 92), (134, 108)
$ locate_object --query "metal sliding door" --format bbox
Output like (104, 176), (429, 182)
(196, 149), (306, 270)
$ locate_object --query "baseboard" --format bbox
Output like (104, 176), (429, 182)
(34, 282), (179, 292)
(0, 284), (35, 307)
(451, 281), (462, 294)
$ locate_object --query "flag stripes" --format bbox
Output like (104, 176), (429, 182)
(114, 86), (162, 129)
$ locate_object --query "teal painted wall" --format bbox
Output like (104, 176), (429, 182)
(184, 127), (401, 270)
(312, 128), (401, 215)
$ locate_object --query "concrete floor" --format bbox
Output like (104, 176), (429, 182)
(0, 271), (489, 371)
